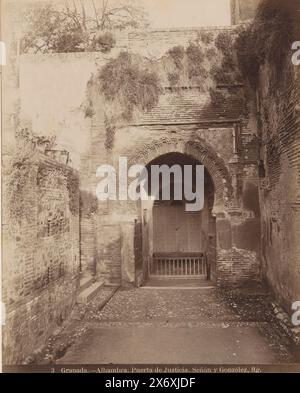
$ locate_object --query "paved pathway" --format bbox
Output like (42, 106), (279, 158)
(58, 285), (293, 365)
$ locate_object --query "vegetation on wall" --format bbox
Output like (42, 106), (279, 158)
(208, 29), (243, 105)
(87, 24), (270, 149)
(8, 128), (41, 223)
(167, 72), (181, 88)
(99, 51), (162, 117)
(8, 128), (79, 222)
(104, 114), (117, 150)
(235, 0), (294, 91)
(197, 31), (214, 46)
(91, 31), (116, 53)
(9, 158), (33, 223)
(215, 31), (233, 53)
(165, 37), (216, 89)
(80, 190), (98, 218)
(167, 46), (185, 70)
(96, 51), (163, 148)
(67, 172), (80, 216)
(186, 42), (208, 86)
(95, 32), (225, 148)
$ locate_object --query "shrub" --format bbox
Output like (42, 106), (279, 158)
(168, 72), (180, 87)
(198, 31), (214, 45)
(167, 46), (185, 69)
(215, 31), (233, 53)
(92, 31), (116, 53)
(206, 47), (217, 61)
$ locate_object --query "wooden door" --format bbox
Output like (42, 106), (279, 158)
(153, 203), (204, 254)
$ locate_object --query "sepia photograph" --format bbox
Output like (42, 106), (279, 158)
(0, 0), (300, 376)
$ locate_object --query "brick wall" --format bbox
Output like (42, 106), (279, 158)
(2, 144), (80, 364)
(254, 0), (300, 315)
(77, 26), (262, 287)
(258, 62), (300, 312)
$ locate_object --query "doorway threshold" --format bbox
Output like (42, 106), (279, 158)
(142, 278), (216, 289)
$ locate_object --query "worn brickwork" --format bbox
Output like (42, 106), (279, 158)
(259, 58), (300, 313)
(74, 27), (262, 287)
(2, 140), (80, 364)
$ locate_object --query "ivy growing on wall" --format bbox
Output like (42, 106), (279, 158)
(87, 24), (277, 150)
(97, 51), (163, 149)
(235, 0), (294, 91)
(98, 51), (163, 118)
(166, 38), (215, 89)
(186, 42), (208, 86)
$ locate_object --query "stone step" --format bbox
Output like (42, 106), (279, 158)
(77, 281), (104, 304)
(79, 275), (94, 292)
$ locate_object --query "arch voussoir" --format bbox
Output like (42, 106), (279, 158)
(129, 137), (233, 212)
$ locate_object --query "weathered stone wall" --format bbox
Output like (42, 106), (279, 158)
(258, 50), (300, 313)
(2, 143), (80, 364)
(78, 27), (262, 287)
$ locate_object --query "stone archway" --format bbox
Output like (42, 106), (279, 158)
(127, 137), (234, 286)
(129, 137), (233, 215)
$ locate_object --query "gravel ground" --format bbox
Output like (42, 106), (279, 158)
(32, 284), (295, 364)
